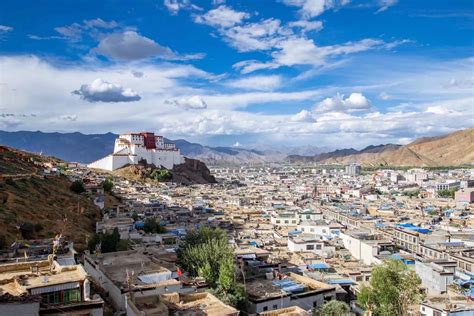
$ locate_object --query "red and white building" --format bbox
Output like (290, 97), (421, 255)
(88, 132), (184, 171)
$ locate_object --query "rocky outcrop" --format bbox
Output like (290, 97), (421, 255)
(172, 158), (217, 185)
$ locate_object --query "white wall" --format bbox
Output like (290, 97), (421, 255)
(340, 232), (378, 265)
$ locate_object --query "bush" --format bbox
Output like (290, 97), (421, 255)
(70, 180), (85, 194)
(87, 228), (128, 253)
(150, 169), (172, 182)
(437, 188), (457, 199)
(143, 218), (167, 234)
(102, 179), (113, 192)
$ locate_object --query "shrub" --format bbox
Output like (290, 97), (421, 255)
(70, 180), (85, 194)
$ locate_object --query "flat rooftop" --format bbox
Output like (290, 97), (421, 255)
(88, 250), (177, 289)
(0, 260), (87, 296)
(246, 272), (334, 302)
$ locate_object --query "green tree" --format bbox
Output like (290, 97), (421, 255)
(218, 256), (235, 293)
(143, 218), (167, 234)
(102, 179), (113, 192)
(318, 300), (350, 315)
(357, 260), (425, 316)
(70, 180), (85, 194)
(437, 188), (457, 198)
(150, 169), (172, 182)
(131, 211), (139, 222)
(87, 229), (130, 254)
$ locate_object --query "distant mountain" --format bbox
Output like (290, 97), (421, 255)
(0, 131), (295, 165)
(289, 128), (474, 167)
(0, 130), (117, 163)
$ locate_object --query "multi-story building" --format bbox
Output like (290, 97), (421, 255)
(345, 163), (361, 176)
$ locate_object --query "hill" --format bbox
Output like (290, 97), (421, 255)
(289, 128), (474, 167)
(113, 158), (217, 185)
(0, 146), (103, 250)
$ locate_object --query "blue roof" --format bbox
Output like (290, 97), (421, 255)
(327, 279), (356, 285)
(308, 263), (330, 269)
(397, 223), (432, 234)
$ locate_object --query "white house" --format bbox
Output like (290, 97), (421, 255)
(288, 235), (335, 257)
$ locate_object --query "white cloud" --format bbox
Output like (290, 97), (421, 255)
(221, 18), (288, 52)
(59, 115), (78, 121)
(54, 23), (83, 41)
(226, 75), (282, 91)
(1, 55), (472, 149)
(194, 5), (250, 28)
(95, 31), (175, 60)
(131, 70), (144, 78)
(32, 19), (119, 42)
(288, 20), (323, 33)
(72, 78), (141, 103)
(378, 91), (392, 100)
(234, 37), (390, 73)
(375, 0), (398, 14)
(446, 77), (474, 89)
(165, 95), (208, 110)
(0, 25), (13, 33)
(83, 18), (118, 29)
(163, 0), (201, 15)
(282, 0), (350, 18)
(315, 93), (372, 113)
(291, 109), (315, 122)
(94, 31), (204, 61)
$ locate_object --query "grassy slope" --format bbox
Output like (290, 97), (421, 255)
(0, 146), (102, 251)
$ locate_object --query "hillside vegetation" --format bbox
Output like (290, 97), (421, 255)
(0, 146), (102, 250)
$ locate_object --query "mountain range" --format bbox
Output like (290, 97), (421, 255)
(0, 131), (326, 165)
(0, 128), (472, 166)
(289, 128), (474, 167)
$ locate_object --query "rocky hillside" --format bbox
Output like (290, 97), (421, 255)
(114, 158), (217, 185)
(289, 128), (474, 167)
(0, 146), (102, 250)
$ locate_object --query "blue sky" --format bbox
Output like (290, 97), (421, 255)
(0, 0), (473, 148)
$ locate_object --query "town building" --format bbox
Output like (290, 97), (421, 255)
(245, 272), (336, 314)
(0, 258), (103, 316)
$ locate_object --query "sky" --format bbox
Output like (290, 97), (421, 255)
(0, 0), (473, 148)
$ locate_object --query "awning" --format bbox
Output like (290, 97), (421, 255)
(30, 282), (80, 295)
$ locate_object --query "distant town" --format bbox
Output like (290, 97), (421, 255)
(0, 131), (473, 316)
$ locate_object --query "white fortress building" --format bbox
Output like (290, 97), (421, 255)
(88, 132), (185, 171)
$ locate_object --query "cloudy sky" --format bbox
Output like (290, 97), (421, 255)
(0, 0), (473, 148)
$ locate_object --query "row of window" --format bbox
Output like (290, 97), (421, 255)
(41, 288), (81, 305)
(275, 219), (297, 224)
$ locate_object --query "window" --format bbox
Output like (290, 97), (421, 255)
(263, 306), (268, 311)
(316, 244), (322, 250)
(466, 264), (472, 272)
(307, 244), (315, 250)
(285, 220), (289, 224)
(64, 289), (81, 304)
(42, 291), (60, 305)
(273, 304), (278, 309)
(276, 220), (280, 224)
